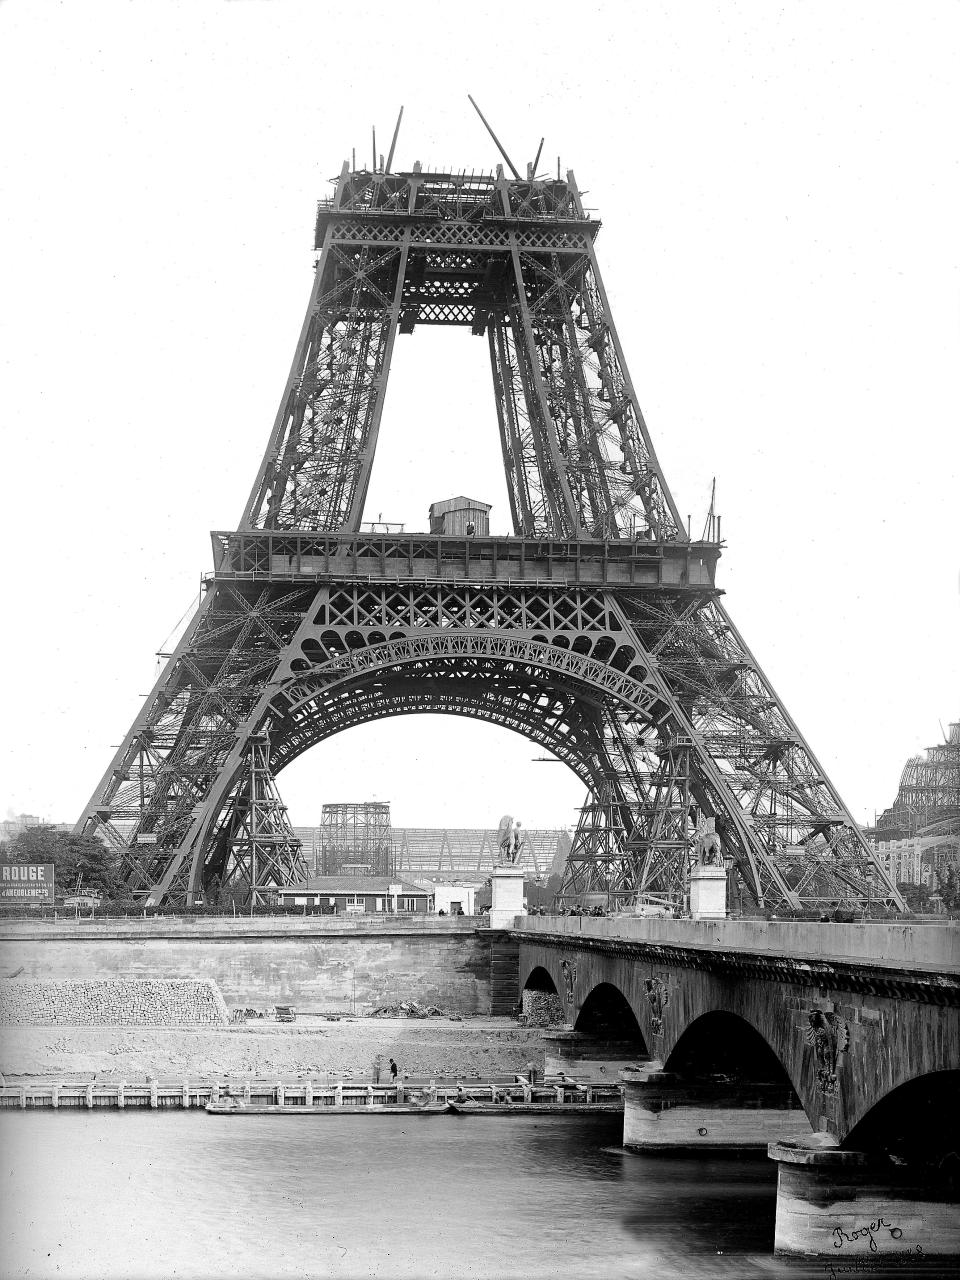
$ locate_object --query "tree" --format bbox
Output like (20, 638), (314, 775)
(4, 826), (125, 902)
(2, 825), (65, 864)
(936, 865), (960, 911)
(896, 880), (931, 914)
(203, 873), (246, 913)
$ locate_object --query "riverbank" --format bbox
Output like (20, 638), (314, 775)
(0, 1016), (548, 1080)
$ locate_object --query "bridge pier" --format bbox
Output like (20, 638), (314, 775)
(621, 1066), (812, 1152)
(542, 1030), (647, 1081)
(769, 1134), (959, 1258)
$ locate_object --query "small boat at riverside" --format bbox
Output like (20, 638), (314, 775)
(205, 1098), (447, 1116)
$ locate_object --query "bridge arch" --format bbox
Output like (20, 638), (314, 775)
(522, 966), (560, 995)
(575, 981), (647, 1051)
(844, 1069), (960, 1170)
(664, 1010), (803, 1099)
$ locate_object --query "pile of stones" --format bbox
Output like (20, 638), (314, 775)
(518, 989), (564, 1027)
(0, 978), (230, 1026)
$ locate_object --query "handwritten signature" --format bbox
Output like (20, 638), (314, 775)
(832, 1217), (904, 1252)
(825, 1245), (924, 1280)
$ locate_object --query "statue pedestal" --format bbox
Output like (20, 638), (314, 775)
(689, 864), (727, 919)
(488, 866), (526, 929)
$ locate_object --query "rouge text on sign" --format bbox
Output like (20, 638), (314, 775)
(0, 861), (56, 903)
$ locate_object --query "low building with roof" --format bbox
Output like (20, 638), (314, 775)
(412, 879), (478, 915)
(276, 875), (433, 915)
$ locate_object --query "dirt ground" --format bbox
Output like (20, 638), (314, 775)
(0, 1016), (548, 1081)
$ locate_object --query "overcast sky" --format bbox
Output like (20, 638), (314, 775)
(1, 1), (957, 834)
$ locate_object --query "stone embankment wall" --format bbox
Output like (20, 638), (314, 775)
(0, 979), (229, 1027)
(0, 919), (503, 1014)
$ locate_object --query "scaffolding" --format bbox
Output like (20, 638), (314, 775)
(228, 734), (306, 905)
(878, 722), (960, 871)
(316, 802), (393, 877)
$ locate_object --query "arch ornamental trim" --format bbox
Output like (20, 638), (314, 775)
(279, 632), (659, 716)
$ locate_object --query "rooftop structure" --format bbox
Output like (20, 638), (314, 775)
(295, 825), (570, 878)
(428, 496), (492, 537)
(392, 827), (571, 877)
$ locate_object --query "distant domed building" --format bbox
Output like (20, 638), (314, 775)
(874, 721), (959, 892)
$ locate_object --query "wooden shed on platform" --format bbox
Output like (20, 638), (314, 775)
(428, 496), (491, 537)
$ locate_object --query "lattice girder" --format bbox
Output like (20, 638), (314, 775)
(238, 163), (681, 541)
(187, 577), (898, 908)
(78, 561), (904, 911)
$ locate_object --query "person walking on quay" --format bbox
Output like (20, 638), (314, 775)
(372, 1053), (383, 1084)
(389, 1058), (398, 1082)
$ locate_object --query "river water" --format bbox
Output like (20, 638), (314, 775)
(0, 1112), (938, 1280)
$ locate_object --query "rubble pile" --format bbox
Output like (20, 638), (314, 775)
(0, 978), (230, 1027)
(366, 1000), (449, 1019)
(519, 989), (564, 1027)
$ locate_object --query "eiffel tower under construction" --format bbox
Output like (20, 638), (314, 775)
(75, 105), (905, 914)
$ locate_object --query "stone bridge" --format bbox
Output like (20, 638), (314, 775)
(515, 916), (959, 1258)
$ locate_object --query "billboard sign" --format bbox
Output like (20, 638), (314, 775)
(0, 861), (56, 904)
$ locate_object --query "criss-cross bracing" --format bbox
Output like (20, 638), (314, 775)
(75, 158), (904, 913)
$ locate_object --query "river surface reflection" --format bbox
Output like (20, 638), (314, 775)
(0, 1112), (938, 1279)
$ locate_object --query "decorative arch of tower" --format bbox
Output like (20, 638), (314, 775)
(75, 152), (905, 913)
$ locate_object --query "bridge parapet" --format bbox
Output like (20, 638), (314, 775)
(515, 916), (959, 978)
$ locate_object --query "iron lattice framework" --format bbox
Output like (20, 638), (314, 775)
(75, 153), (904, 913)
(317, 802), (393, 876)
(225, 734), (306, 905)
(884, 723), (960, 832)
(387, 827), (571, 877)
(877, 722), (960, 868)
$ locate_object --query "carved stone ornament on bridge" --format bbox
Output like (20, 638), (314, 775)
(560, 959), (577, 1011)
(804, 1009), (850, 1096)
(644, 977), (670, 1037)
